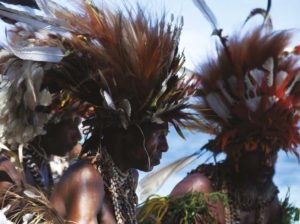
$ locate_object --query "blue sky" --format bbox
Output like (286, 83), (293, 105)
(132, 0), (300, 208)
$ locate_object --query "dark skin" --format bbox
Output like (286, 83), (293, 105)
(171, 149), (281, 224)
(0, 154), (23, 190)
(39, 118), (82, 157)
(51, 122), (169, 224)
(0, 118), (81, 190)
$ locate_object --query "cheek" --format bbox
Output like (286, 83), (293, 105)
(239, 158), (260, 172)
(127, 143), (147, 159)
(145, 136), (160, 152)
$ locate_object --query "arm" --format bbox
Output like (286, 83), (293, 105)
(51, 161), (104, 224)
(171, 172), (225, 224)
(170, 173), (213, 197)
(0, 154), (23, 189)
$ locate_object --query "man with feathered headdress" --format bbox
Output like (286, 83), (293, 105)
(0, 1), (201, 223)
(0, 36), (85, 195)
(40, 4), (201, 224)
(0, 1), (93, 222)
(138, 1), (300, 224)
(172, 6), (300, 224)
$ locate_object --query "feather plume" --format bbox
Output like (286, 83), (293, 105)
(192, 0), (218, 31)
(243, 8), (273, 31)
(0, 1), (201, 157)
(4, 44), (64, 63)
(0, 4), (70, 32)
(206, 92), (230, 121)
(285, 72), (300, 95)
(35, 0), (57, 17)
(191, 14), (300, 158)
(0, 186), (64, 224)
(138, 150), (206, 202)
(263, 57), (274, 87)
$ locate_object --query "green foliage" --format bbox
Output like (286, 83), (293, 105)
(280, 189), (300, 224)
(137, 192), (227, 224)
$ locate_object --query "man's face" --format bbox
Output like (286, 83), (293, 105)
(126, 123), (169, 172)
(43, 118), (82, 156)
(238, 149), (278, 184)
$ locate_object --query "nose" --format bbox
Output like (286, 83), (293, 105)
(263, 153), (277, 167)
(158, 135), (168, 152)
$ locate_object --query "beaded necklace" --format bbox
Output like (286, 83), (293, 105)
(223, 178), (278, 224)
(23, 146), (53, 194)
(96, 148), (138, 224)
(193, 163), (279, 224)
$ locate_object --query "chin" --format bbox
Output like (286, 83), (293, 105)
(55, 152), (68, 157)
(139, 165), (154, 172)
(256, 175), (273, 185)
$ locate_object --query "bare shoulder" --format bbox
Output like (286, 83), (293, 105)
(170, 173), (212, 197)
(63, 160), (101, 182)
(54, 160), (103, 194)
(51, 160), (104, 217)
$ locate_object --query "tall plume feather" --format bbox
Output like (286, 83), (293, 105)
(138, 150), (207, 202)
(192, 0), (218, 31)
(0, 0), (200, 139)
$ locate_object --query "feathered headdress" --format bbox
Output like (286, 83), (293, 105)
(74, 6), (200, 136)
(193, 0), (300, 159)
(0, 56), (89, 147)
(0, 1), (94, 147)
(0, 0), (200, 143)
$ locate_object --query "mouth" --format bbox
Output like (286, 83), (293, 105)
(151, 155), (162, 166)
(256, 171), (274, 183)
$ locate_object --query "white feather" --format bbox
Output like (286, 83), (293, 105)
(35, 0), (57, 18)
(262, 57), (274, 87)
(5, 39), (64, 63)
(285, 72), (300, 96)
(23, 190), (38, 198)
(267, 96), (279, 110)
(206, 92), (231, 121)
(22, 213), (35, 224)
(38, 89), (52, 106)
(0, 204), (13, 224)
(244, 72), (256, 98)
(0, 5), (58, 31)
(249, 69), (265, 87)
(18, 144), (23, 164)
(217, 80), (235, 105)
(275, 70), (288, 90)
(245, 96), (261, 112)
(102, 90), (116, 110)
(138, 152), (203, 202)
(0, 142), (10, 151)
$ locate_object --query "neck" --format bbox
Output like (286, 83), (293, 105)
(223, 160), (273, 190)
(30, 137), (51, 158)
(104, 136), (131, 173)
(106, 146), (130, 173)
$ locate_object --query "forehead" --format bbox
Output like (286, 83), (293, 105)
(241, 148), (278, 158)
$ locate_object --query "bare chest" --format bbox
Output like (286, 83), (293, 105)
(225, 200), (281, 224)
